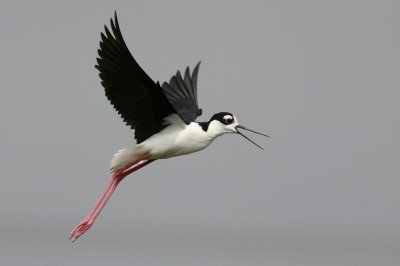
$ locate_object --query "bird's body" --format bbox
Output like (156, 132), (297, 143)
(70, 12), (268, 242)
(111, 113), (240, 170)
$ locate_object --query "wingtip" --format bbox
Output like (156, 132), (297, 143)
(192, 61), (201, 80)
(193, 61), (201, 74)
(175, 70), (183, 81)
(185, 65), (190, 75)
(111, 10), (119, 29)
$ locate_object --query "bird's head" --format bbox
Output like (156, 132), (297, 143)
(208, 112), (270, 149)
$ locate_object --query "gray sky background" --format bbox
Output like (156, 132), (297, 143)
(1, 1), (399, 265)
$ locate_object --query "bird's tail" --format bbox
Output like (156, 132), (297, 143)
(110, 147), (145, 172)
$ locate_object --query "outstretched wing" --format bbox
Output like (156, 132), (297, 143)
(95, 12), (177, 143)
(162, 62), (202, 123)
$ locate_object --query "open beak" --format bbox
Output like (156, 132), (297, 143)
(235, 125), (270, 150)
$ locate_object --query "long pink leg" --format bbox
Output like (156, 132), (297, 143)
(69, 153), (151, 236)
(70, 153), (154, 241)
(69, 158), (154, 241)
(70, 154), (150, 232)
(85, 160), (154, 229)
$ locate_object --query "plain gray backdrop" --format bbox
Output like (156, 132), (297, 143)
(1, 0), (399, 265)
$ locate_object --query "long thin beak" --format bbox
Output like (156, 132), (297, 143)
(236, 125), (270, 150)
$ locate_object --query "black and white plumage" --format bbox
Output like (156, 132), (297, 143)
(96, 14), (176, 143)
(162, 63), (202, 123)
(70, 12), (269, 241)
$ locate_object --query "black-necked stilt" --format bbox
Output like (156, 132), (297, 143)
(70, 12), (269, 242)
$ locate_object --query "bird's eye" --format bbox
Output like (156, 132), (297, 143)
(224, 118), (233, 124)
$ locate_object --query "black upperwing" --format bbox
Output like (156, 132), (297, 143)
(96, 12), (177, 143)
(162, 62), (203, 124)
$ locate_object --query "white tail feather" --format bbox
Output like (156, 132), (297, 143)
(110, 147), (142, 171)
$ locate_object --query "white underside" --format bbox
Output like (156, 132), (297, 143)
(110, 114), (238, 171)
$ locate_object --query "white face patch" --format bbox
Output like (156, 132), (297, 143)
(223, 115), (234, 125)
(207, 114), (239, 138)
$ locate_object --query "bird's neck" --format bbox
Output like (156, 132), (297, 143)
(198, 121), (210, 132)
(196, 121), (226, 141)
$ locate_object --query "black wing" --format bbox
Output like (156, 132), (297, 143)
(162, 62), (202, 123)
(95, 12), (177, 143)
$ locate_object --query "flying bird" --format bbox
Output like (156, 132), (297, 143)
(70, 12), (269, 242)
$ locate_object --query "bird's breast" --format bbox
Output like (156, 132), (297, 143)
(142, 122), (214, 159)
(169, 123), (213, 157)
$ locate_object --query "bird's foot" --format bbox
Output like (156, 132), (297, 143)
(69, 219), (93, 242)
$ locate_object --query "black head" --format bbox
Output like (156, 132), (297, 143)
(208, 112), (270, 150)
(209, 112), (236, 125)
